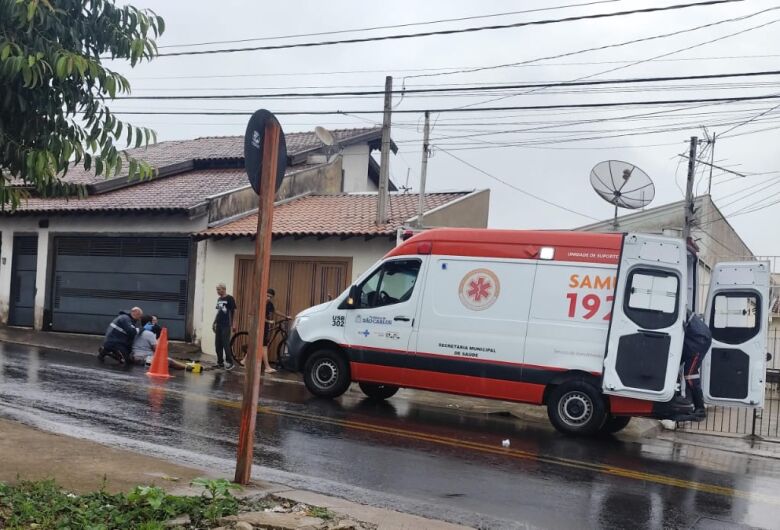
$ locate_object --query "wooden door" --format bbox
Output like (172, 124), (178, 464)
(233, 255), (351, 362)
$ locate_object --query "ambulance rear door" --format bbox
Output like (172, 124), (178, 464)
(602, 233), (687, 402)
(701, 261), (770, 407)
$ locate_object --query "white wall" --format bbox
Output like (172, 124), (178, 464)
(0, 213), (208, 327)
(197, 236), (393, 354)
(341, 144), (372, 192)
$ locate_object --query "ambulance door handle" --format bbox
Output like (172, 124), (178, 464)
(394, 316), (411, 322)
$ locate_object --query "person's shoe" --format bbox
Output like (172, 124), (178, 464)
(217, 363), (225, 369)
(693, 408), (707, 420)
(265, 366), (277, 374)
(225, 363), (234, 371)
(97, 347), (106, 362)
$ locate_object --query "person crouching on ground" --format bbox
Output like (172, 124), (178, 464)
(99, 306), (143, 364)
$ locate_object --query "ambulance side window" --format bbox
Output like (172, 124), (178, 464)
(357, 259), (421, 309)
(710, 292), (760, 344)
(624, 269), (679, 329)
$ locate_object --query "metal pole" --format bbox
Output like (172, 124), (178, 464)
(683, 136), (698, 244)
(416, 111), (430, 228)
(707, 133), (716, 196)
(234, 119), (280, 485)
(377, 76), (392, 225)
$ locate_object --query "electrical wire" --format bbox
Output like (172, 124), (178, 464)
(158, 0), (624, 49)
(112, 69), (780, 100)
(127, 53), (780, 82)
(437, 148), (600, 220)
(404, 3), (771, 79)
(455, 14), (780, 109)
(105, 93), (780, 116)
(148, 1), (742, 58)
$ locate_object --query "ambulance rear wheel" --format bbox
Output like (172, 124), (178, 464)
(547, 381), (607, 436)
(359, 382), (399, 401)
(304, 349), (351, 398)
(601, 415), (631, 434)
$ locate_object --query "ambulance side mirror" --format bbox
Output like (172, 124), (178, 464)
(340, 285), (360, 310)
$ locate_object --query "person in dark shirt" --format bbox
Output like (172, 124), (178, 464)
(263, 288), (277, 373)
(99, 306), (142, 364)
(213, 282), (237, 370)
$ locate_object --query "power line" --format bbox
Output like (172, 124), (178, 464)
(113, 69), (780, 100)
(452, 12), (780, 109)
(149, 1), (742, 58)
(404, 3), (772, 80)
(437, 148), (600, 220)
(717, 100), (780, 136)
(158, 0), (623, 49)
(127, 53), (780, 82)
(107, 93), (780, 116)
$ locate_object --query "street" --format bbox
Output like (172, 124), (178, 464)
(1, 342), (779, 530)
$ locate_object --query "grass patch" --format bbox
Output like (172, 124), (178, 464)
(0, 477), (240, 529)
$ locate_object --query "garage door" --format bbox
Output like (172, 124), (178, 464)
(51, 237), (191, 339)
(232, 255), (351, 361)
(9, 235), (38, 327)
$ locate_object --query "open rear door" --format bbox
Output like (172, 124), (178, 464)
(602, 233), (687, 402)
(702, 262), (770, 407)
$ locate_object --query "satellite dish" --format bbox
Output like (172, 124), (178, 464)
(315, 126), (336, 146)
(315, 126), (343, 163)
(589, 160), (654, 230)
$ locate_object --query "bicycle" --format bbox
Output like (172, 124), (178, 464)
(230, 316), (290, 367)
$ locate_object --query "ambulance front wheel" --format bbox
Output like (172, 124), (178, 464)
(547, 380), (607, 436)
(359, 382), (399, 400)
(303, 349), (351, 398)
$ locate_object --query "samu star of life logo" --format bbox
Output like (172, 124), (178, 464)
(458, 268), (500, 311)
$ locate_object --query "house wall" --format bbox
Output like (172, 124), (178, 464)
(0, 213), (207, 329)
(197, 236), (393, 354)
(342, 144), (373, 192)
(277, 159), (344, 198)
(422, 189), (490, 228)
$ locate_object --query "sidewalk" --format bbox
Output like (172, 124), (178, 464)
(0, 418), (469, 530)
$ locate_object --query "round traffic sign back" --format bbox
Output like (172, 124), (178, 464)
(244, 109), (287, 194)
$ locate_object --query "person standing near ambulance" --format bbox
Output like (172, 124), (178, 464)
(682, 313), (713, 419)
(213, 282), (236, 370)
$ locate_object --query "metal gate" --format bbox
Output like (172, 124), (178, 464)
(9, 235), (37, 327)
(50, 236), (191, 339)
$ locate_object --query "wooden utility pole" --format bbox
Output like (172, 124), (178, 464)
(683, 136), (698, 244)
(707, 132), (716, 196)
(377, 76), (392, 225)
(234, 119), (280, 485)
(416, 111), (431, 228)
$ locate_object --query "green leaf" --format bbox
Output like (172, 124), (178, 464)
(27, 0), (37, 21)
(135, 127), (142, 148)
(0, 44), (11, 61)
(22, 67), (32, 86)
(156, 15), (165, 34)
(55, 56), (66, 78)
(28, 55), (35, 67)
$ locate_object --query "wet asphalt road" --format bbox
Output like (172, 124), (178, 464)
(2, 343), (780, 529)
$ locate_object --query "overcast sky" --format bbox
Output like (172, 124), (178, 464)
(108, 0), (780, 256)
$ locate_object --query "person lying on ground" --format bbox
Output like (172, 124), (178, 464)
(131, 315), (186, 370)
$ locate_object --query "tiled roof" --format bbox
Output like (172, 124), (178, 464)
(61, 127), (381, 185)
(9, 168), (248, 213)
(199, 192), (471, 238)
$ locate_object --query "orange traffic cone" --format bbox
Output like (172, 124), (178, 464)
(146, 327), (172, 379)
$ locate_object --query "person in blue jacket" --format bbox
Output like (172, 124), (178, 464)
(99, 307), (143, 364)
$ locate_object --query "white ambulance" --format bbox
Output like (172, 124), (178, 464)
(282, 229), (770, 435)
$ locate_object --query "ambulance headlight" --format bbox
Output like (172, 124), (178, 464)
(290, 316), (307, 333)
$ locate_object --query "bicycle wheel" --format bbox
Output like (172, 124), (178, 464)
(275, 332), (289, 369)
(229, 331), (250, 366)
